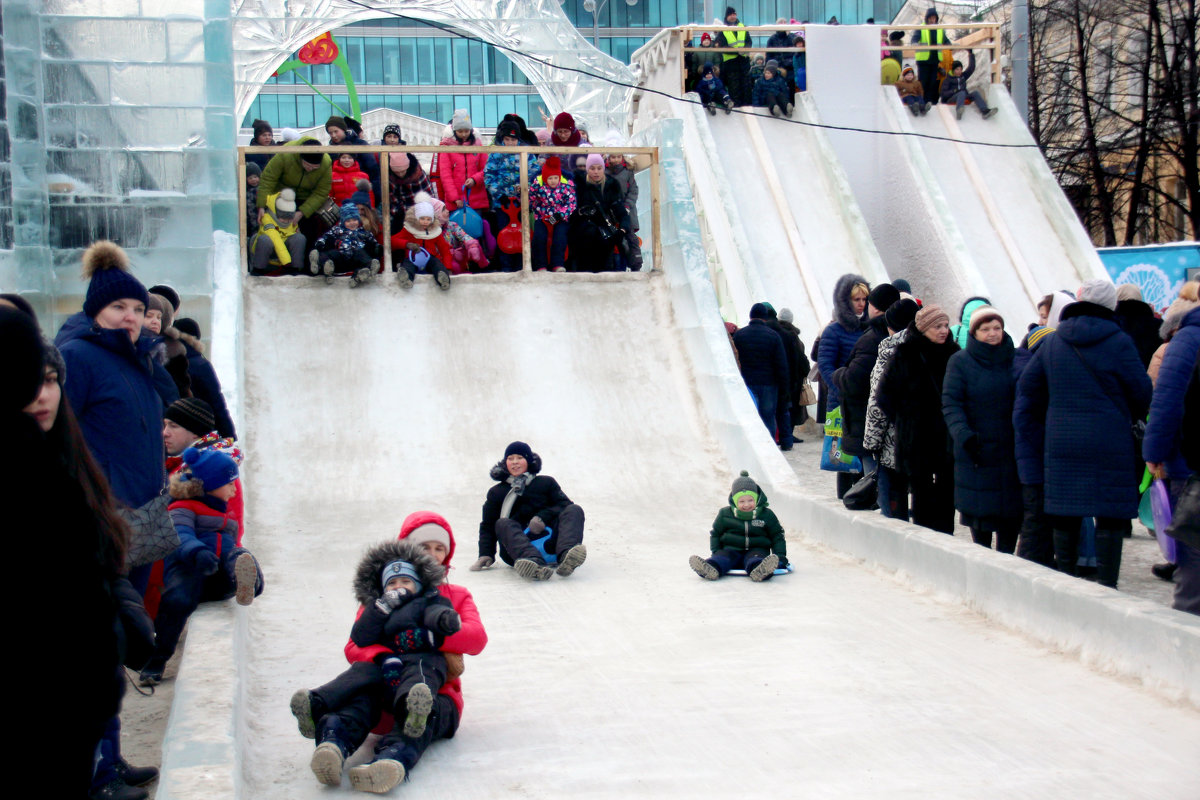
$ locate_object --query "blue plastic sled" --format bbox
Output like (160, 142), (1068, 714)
(727, 564), (794, 577)
(523, 526), (557, 565)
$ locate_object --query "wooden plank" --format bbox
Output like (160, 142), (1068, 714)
(519, 152), (530, 272)
(237, 149), (248, 276)
(380, 152), (392, 276)
(650, 151), (661, 272)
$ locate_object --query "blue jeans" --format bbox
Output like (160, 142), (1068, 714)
(746, 385), (778, 438)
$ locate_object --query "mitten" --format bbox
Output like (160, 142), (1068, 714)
(527, 516), (546, 535)
(424, 605), (462, 636)
(406, 242), (420, 251)
(445, 652), (465, 679)
(777, 556), (790, 569)
(375, 589), (406, 614)
(194, 549), (219, 576)
(469, 556), (494, 572)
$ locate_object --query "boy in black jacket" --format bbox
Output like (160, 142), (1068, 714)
(941, 51), (997, 120)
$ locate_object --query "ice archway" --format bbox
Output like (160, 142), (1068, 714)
(232, 0), (636, 132)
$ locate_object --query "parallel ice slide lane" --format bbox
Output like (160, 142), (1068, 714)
(231, 276), (1200, 798)
(897, 86), (1108, 320)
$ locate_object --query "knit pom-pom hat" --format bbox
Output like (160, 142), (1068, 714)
(82, 241), (148, 319)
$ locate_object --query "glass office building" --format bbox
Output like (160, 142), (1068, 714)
(239, 1), (904, 131)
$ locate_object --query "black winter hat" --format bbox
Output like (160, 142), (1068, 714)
(148, 284), (181, 311)
(504, 441), (534, 461)
(175, 317), (201, 339)
(252, 119), (272, 138)
(885, 298), (919, 331)
(867, 283), (901, 312)
(325, 115), (347, 132)
(725, 6), (737, 19)
(245, 162), (261, 178)
(0, 305), (45, 412)
(165, 397), (216, 436)
(891, 278), (912, 294)
(749, 302), (769, 319)
(496, 120), (521, 140)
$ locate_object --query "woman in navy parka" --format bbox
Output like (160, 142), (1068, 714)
(1014, 281), (1152, 588)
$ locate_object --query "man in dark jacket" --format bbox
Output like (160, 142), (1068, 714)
(940, 51), (996, 119)
(733, 303), (789, 439)
(833, 283), (900, 478)
(1114, 284), (1163, 368)
(173, 318), (237, 440)
(1143, 305), (1200, 614)
(762, 303), (800, 449)
(777, 308), (811, 429)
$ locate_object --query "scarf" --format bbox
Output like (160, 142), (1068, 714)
(500, 472), (535, 519)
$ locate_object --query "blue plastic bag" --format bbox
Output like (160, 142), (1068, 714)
(449, 188), (485, 239)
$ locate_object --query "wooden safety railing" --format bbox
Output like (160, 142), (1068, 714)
(678, 23), (1003, 88)
(237, 144), (662, 277)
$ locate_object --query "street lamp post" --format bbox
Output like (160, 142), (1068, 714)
(580, 0), (639, 48)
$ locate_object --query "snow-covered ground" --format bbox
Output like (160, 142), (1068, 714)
(141, 274), (1200, 799)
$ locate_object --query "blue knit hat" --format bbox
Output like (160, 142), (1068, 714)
(381, 559), (422, 595)
(340, 201), (360, 224)
(81, 241), (149, 319)
(181, 446), (239, 492)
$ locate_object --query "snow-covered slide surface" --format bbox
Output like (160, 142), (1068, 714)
(887, 85), (1109, 319)
(217, 275), (1200, 798)
(677, 94), (888, 331)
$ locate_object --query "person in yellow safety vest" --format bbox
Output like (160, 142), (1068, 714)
(911, 7), (952, 105)
(720, 6), (753, 106)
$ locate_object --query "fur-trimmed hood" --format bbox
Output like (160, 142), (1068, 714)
(353, 538), (445, 606)
(489, 451), (543, 481)
(168, 468), (206, 499)
(402, 191), (444, 239)
(832, 273), (868, 331)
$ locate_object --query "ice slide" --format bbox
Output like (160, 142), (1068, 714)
(675, 93), (890, 334)
(880, 84), (1109, 321)
(156, 271), (1200, 798)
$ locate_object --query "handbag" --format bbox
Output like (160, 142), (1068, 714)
(1167, 473), (1200, 551)
(843, 468), (879, 510)
(449, 188), (485, 239)
(820, 405), (863, 473)
(798, 383), (817, 406)
(119, 492), (180, 569)
(316, 196), (340, 227)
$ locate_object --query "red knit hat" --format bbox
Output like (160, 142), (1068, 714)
(542, 156), (562, 180)
(553, 112), (575, 130)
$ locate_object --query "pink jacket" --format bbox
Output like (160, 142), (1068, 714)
(440, 134), (490, 212)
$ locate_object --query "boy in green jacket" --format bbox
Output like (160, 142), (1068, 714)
(689, 470), (788, 581)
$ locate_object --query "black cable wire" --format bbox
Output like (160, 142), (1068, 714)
(337, 0), (1043, 151)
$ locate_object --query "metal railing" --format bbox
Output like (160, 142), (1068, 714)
(678, 23), (1004, 87)
(238, 144), (661, 276)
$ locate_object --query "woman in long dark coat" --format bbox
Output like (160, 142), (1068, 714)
(942, 306), (1021, 552)
(876, 304), (960, 533)
(1014, 281), (1153, 588)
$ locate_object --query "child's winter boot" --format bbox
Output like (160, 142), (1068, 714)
(350, 266), (372, 287)
(785, 101), (794, 117)
(435, 270), (451, 291)
(919, 101), (930, 115)
(983, 107), (997, 119)
(723, 98), (734, 114)
(955, 105), (965, 120)
(770, 103), (781, 117)
(310, 737), (348, 787)
(348, 758), (406, 794)
(323, 259), (335, 277)
(705, 102), (717, 116)
(749, 553), (779, 582)
(396, 268), (414, 289)
(234, 551), (258, 606)
(402, 682), (434, 737)
(290, 688), (323, 739)
(514, 558), (555, 581)
(556, 544), (587, 577)
(689, 555), (719, 580)
(308, 250), (320, 276)
(909, 102), (919, 116)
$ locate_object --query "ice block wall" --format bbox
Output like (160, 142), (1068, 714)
(1, 0), (237, 328)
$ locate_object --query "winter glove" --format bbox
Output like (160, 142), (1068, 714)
(375, 589), (407, 614)
(445, 652), (465, 679)
(963, 435), (982, 464)
(424, 605), (462, 636)
(527, 516), (546, 535)
(406, 242), (420, 251)
(392, 627), (438, 653)
(776, 556), (790, 569)
(193, 549), (219, 576)
(469, 556), (494, 571)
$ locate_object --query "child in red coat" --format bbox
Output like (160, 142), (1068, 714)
(390, 192), (453, 290)
(330, 153), (373, 207)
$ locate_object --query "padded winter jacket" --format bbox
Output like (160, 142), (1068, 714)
(330, 161), (371, 207)
(168, 495), (237, 566)
(1114, 299), (1163, 368)
(605, 161), (639, 230)
(696, 75), (731, 104)
(56, 315), (166, 508)
(484, 135), (541, 205)
(752, 72), (791, 106)
(530, 176), (578, 223)
(732, 319), (789, 388)
(942, 333), (1021, 520)
(256, 138), (332, 219)
(177, 332), (237, 441)
(1014, 302), (1153, 517)
(345, 512), (487, 717)
(1143, 306), (1200, 478)
(818, 274), (869, 409)
(478, 471), (573, 560)
(440, 133), (490, 211)
(709, 485), (786, 559)
(939, 52), (977, 102)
